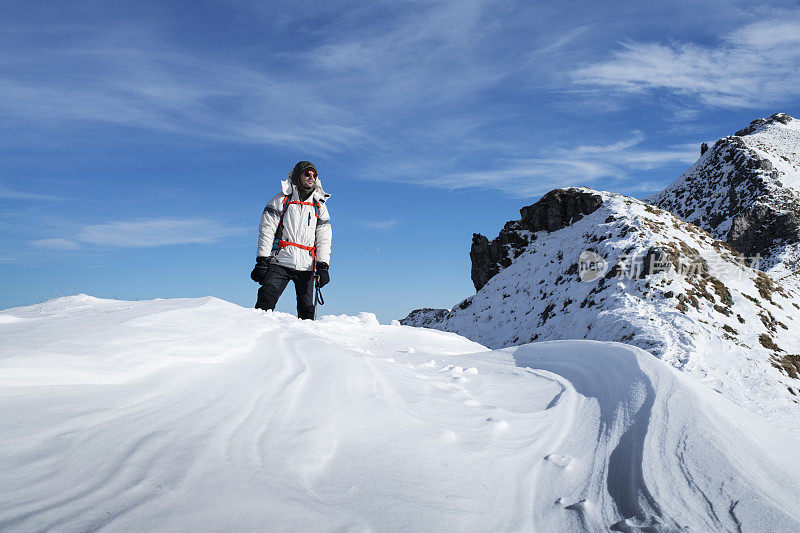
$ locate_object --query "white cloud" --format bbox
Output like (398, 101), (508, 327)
(365, 219), (400, 231)
(572, 131), (645, 154)
(572, 19), (800, 108)
(77, 218), (245, 248)
(0, 0), (507, 155)
(437, 159), (616, 193)
(31, 238), (80, 250)
(0, 43), (366, 153)
(724, 20), (800, 49)
(0, 0), (569, 159)
(0, 185), (61, 201)
(422, 133), (698, 196)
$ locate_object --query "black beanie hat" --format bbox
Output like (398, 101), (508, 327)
(291, 161), (318, 188)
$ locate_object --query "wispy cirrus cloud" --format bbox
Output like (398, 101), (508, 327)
(572, 19), (800, 108)
(29, 218), (246, 250)
(0, 0), (506, 155)
(0, 0), (594, 160)
(365, 219), (400, 231)
(400, 133), (698, 196)
(0, 185), (62, 201)
(30, 238), (80, 250)
(78, 218), (245, 248)
(0, 34), (365, 152)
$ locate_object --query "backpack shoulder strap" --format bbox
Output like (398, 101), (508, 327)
(278, 192), (291, 227)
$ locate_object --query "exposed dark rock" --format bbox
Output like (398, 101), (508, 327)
(456, 296), (474, 310)
(469, 227), (526, 293)
(728, 201), (800, 256)
(470, 189), (603, 291)
(469, 234), (495, 293)
(519, 188), (604, 233)
(772, 353), (800, 379)
(640, 247), (674, 278)
(400, 307), (450, 327)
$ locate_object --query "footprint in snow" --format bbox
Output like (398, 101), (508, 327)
(544, 454), (573, 467)
(447, 366), (472, 383)
(565, 499), (592, 512)
(486, 417), (509, 432)
(555, 498), (591, 512)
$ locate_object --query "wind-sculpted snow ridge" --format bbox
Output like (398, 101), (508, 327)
(402, 188), (800, 435)
(647, 113), (800, 290)
(1, 296), (799, 531)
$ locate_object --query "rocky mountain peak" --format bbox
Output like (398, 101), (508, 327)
(470, 188), (602, 291)
(648, 112), (800, 287)
(734, 112), (795, 137)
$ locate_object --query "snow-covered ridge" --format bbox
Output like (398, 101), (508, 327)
(403, 188), (800, 434)
(735, 114), (800, 189)
(1, 296), (799, 531)
(647, 113), (800, 287)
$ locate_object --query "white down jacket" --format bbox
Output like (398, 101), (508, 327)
(257, 178), (332, 272)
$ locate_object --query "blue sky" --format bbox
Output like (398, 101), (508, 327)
(2, 0), (799, 321)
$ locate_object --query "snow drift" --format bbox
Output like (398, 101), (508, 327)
(1, 296), (799, 531)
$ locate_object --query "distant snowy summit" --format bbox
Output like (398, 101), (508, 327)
(648, 112), (800, 286)
(402, 114), (800, 433)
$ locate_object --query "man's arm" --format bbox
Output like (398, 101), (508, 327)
(257, 194), (284, 258)
(315, 203), (332, 265)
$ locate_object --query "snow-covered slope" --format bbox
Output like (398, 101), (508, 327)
(403, 188), (800, 434)
(647, 113), (800, 287)
(1, 295), (799, 531)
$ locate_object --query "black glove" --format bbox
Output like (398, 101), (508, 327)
(250, 256), (271, 283)
(315, 262), (330, 288)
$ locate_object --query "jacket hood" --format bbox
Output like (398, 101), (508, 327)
(281, 177), (331, 204)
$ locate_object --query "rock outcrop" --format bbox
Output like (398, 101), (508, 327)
(470, 188), (603, 291)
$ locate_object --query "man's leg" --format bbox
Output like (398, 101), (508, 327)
(294, 269), (316, 319)
(256, 264), (291, 311)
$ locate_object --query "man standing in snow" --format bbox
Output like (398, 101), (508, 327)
(250, 161), (332, 319)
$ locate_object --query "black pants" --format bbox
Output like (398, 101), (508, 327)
(255, 263), (315, 320)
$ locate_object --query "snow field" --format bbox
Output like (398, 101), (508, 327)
(1, 296), (799, 531)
